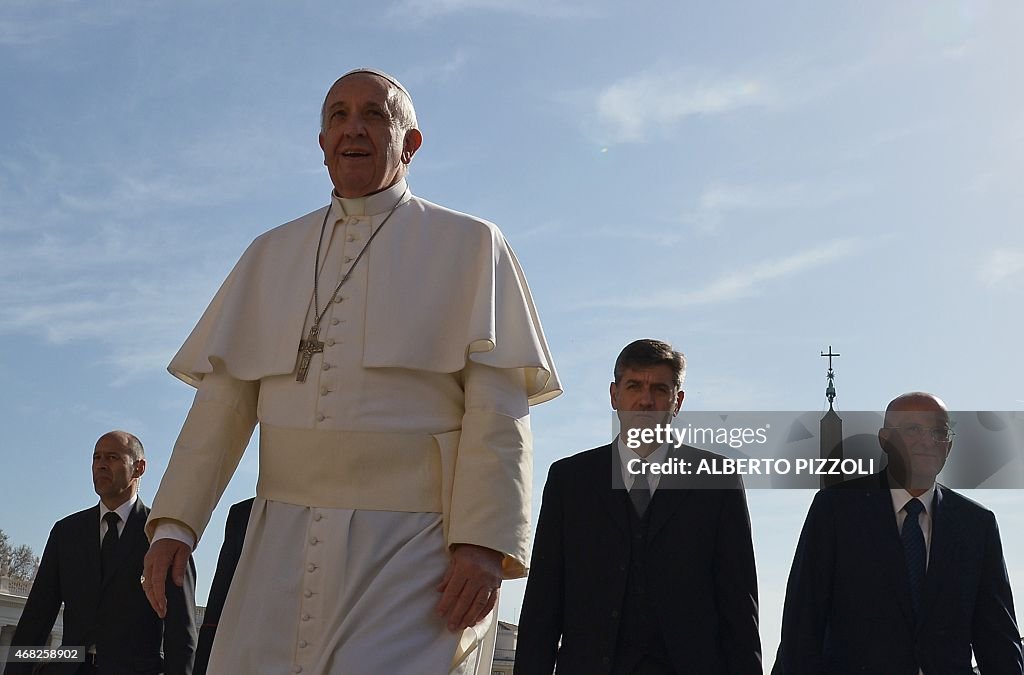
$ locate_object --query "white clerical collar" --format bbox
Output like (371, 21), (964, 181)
(331, 179), (409, 217)
(616, 436), (669, 493)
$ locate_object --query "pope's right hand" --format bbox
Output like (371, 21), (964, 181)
(143, 539), (190, 618)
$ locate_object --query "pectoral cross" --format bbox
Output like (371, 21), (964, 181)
(295, 324), (324, 382)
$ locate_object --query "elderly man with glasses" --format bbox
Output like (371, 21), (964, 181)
(776, 392), (1023, 674)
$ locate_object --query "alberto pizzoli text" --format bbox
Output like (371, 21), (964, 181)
(627, 457), (876, 477)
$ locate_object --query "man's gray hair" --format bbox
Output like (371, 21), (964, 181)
(320, 68), (418, 133)
(613, 339), (687, 389)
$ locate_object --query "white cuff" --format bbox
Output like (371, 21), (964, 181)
(152, 521), (197, 550)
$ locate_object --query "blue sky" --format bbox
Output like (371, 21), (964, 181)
(2, 0), (1022, 667)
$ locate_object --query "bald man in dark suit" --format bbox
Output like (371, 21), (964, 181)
(6, 431), (196, 675)
(777, 393), (1023, 674)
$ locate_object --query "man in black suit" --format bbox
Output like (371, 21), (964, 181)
(777, 392), (1023, 674)
(193, 498), (253, 675)
(6, 431), (196, 675)
(516, 339), (762, 674)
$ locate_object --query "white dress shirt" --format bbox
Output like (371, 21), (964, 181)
(617, 437), (670, 495)
(98, 494), (137, 545)
(887, 472), (936, 567)
(887, 473), (936, 675)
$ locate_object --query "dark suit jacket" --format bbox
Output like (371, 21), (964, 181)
(515, 442), (762, 674)
(778, 472), (1023, 674)
(5, 499), (197, 675)
(193, 498), (254, 675)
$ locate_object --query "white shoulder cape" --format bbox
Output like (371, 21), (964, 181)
(168, 194), (561, 405)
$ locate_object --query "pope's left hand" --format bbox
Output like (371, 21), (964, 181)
(435, 543), (503, 632)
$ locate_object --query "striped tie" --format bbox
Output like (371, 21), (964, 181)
(901, 498), (926, 617)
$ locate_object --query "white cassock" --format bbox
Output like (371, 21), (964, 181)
(146, 179), (560, 674)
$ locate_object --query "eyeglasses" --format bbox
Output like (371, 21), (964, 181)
(884, 424), (955, 442)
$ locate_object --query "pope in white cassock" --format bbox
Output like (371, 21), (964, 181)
(140, 68), (561, 674)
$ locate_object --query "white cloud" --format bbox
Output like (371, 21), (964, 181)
(68, 402), (149, 436)
(52, 129), (310, 217)
(0, 1), (150, 47)
(0, 265), (222, 380)
(593, 68), (773, 144)
(390, 0), (595, 20)
(0, 215), (239, 381)
(0, 112), (318, 382)
(0, 119), (312, 236)
(684, 181), (865, 231)
(980, 249), (1024, 288)
(401, 49), (471, 87)
(0, 19), (52, 46)
(588, 226), (688, 248)
(587, 238), (861, 310)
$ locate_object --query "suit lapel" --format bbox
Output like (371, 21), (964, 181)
(100, 499), (145, 590)
(647, 450), (694, 542)
(600, 443), (630, 537)
(866, 477), (917, 627)
(85, 505), (103, 589)
(918, 486), (951, 626)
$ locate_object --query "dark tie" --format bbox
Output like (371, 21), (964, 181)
(901, 498), (926, 617)
(101, 512), (121, 578)
(630, 468), (651, 518)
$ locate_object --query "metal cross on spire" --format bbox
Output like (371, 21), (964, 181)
(820, 345), (841, 408)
